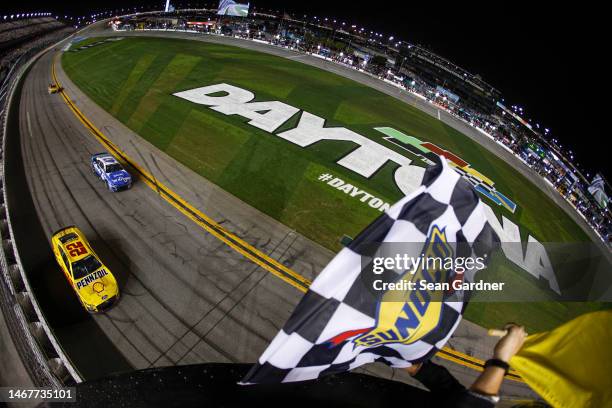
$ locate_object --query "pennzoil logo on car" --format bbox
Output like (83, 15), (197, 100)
(76, 269), (109, 289)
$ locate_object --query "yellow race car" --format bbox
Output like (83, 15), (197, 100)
(51, 226), (119, 312)
(47, 83), (62, 94)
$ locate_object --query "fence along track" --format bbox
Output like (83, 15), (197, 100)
(0, 35), (83, 387)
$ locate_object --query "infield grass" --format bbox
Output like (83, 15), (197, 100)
(62, 37), (608, 332)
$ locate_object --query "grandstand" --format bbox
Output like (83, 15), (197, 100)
(395, 42), (502, 114)
(0, 17), (74, 85)
(0, 18), (63, 45)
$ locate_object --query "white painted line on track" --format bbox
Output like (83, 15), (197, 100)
(27, 111), (33, 139)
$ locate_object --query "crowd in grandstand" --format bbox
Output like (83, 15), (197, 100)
(0, 17), (64, 43)
(0, 15), (75, 138)
(0, 17), (74, 87)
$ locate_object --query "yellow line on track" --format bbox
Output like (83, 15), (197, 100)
(51, 55), (523, 383)
(52, 58), (310, 293)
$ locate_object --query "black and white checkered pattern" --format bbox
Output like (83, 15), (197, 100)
(241, 157), (500, 384)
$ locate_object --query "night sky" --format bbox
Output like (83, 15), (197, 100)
(3, 1), (607, 180)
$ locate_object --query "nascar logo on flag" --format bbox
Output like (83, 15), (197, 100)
(241, 157), (501, 384)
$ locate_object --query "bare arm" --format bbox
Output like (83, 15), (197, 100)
(403, 324), (526, 406)
(469, 325), (527, 396)
(469, 365), (507, 396)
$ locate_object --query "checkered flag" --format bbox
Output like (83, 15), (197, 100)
(241, 157), (500, 384)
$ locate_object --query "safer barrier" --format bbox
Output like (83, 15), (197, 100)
(0, 36), (82, 387)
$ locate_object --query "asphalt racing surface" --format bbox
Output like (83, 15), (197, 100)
(12, 25), (536, 398)
(18, 48), (333, 376)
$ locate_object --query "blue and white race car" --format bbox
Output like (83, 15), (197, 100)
(90, 153), (132, 192)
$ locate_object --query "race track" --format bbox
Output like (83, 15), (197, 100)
(18, 48), (332, 378)
(9, 25), (537, 398)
